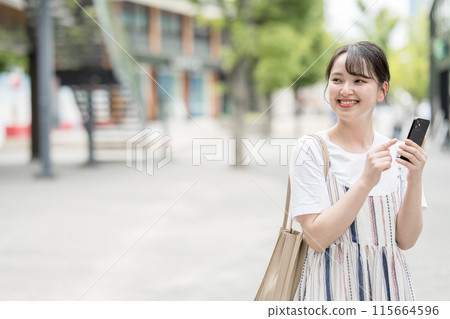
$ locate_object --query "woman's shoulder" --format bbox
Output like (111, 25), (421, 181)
(294, 132), (328, 152)
(296, 131), (328, 144)
(291, 132), (327, 166)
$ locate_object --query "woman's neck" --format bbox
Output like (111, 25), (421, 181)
(327, 119), (375, 153)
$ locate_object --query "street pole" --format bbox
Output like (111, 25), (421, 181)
(36, 0), (54, 177)
(86, 85), (95, 166)
(85, 74), (102, 166)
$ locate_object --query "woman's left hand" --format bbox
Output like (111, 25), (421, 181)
(395, 137), (427, 182)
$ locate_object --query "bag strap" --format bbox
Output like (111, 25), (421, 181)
(283, 133), (330, 230)
(307, 134), (330, 178)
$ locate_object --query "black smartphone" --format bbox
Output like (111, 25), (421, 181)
(400, 117), (430, 162)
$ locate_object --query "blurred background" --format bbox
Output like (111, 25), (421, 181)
(0, 0), (449, 300)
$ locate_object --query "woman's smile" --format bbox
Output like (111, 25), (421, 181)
(338, 99), (359, 108)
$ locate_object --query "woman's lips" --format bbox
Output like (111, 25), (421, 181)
(338, 99), (359, 108)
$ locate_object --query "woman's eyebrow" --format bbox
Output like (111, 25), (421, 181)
(331, 71), (372, 79)
(356, 73), (372, 79)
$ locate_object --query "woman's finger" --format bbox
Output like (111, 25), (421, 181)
(395, 156), (412, 169)
(405, 139), (426, 156)
(370, 149), (391, 159)
(399, 144), (425, 163)
(374, 157), (392, 170)
(380, 159), (393, 171)
(421, 136), (426, 148)
(397, 148), (419, 165)
(373, 138), (397, 153)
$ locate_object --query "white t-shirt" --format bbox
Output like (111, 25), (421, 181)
(289, 130), (428, 217)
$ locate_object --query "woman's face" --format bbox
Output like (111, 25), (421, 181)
(328, 53), (387, 122)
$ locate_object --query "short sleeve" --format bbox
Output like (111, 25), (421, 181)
(289, 136), (331, 217)
(398, 164), (428, 211)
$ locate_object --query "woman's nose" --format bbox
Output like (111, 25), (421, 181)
(340, 83), (354, 96)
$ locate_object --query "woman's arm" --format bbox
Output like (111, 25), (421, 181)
(295, 178), (371, 252)
(395, 138), (427, 250)
(295, 138), (397, 252)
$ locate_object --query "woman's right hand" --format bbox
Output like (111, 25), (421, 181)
(359, 138), (397, 190)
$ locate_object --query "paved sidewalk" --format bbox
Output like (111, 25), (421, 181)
(0, 115), (449, 300)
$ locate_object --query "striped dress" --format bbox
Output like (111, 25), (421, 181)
(296, 161), (415, 301)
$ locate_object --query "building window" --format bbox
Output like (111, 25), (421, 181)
(194, 24), (210, 57)
(190, 72), (204, 116)
(157, 70), (176, 119)
(122, 2), (149, 53)
(161, 11), (182, 53)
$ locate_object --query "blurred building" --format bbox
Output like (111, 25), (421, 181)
(0, 0), (225, 153)
(54, 0), (225, 127)
(0, 0), (29, 139)
(430, 0), (450, 147)
(102, 0), (224, 121)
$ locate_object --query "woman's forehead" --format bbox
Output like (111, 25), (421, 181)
(330, 54), (348, 71)
(331, 53), (373, 78)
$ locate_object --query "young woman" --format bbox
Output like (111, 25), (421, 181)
(289, 41), (428, 301)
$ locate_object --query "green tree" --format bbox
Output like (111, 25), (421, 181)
(54, 0), (104, 70)
(0, 50), (28, 72)
(355, 0), (400, 55)
(252, 8), (333, 94)
(0, 21), (28, 72)
(218, 0), (331, 99)
(389, 13), (429, 102)
(354, 0), (429, 103)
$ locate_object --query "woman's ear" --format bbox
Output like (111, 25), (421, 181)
(377, 82), (389, 102)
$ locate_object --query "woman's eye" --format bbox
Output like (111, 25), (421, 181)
(331, 78), (341, 82)
(356, 79), (365, 83)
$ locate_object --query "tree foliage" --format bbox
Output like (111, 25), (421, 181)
(355, 0), (400, 55)
(0, 49), (28, 72)
(389, 13), (429, 102)
(198, 0), (332, 95)
(0, 18), (28, 72)
(355, 0), (429, 102)
(54, 0), (104, 70)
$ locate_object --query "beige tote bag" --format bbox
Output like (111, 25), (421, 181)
(255, 134), (329, 301)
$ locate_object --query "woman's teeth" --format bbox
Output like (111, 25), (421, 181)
(340, 100), (358, 105)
